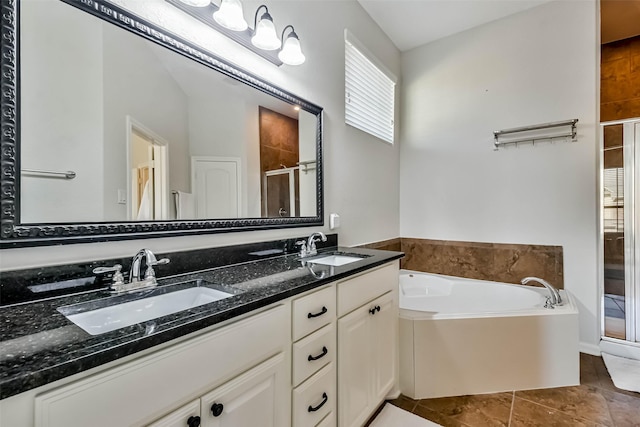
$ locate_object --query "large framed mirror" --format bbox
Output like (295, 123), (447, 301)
(0, 0), (323, 247)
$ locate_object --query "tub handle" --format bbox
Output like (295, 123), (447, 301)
(544, 296), (555, 309)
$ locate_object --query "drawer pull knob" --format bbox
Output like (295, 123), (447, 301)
(308, 346), (328, 361)
(187, 416), (201, 427)
(307, 306), (328, 318)
(370, 305), (381, 315)
(376, 305), (381, 312)
(308, 392), (328, 412)
(211, 403), (224, 417)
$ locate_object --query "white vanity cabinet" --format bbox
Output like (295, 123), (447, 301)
(147, 353), (288, 427)
(336, 263), (399, 427)
(32, 305), (290, 427)
(198, 353), (288, 427)
(1, 259), (401, 427)
(147, 400), (201, 427)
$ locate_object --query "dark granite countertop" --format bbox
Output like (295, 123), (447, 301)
(0, 246), (403, 400)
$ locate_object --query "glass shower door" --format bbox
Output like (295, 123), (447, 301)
(601, 119), (639, 343)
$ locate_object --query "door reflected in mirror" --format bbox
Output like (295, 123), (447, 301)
(19, 0), (317, 224)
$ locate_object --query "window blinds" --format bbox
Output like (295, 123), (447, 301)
(345, 34), (395, 144)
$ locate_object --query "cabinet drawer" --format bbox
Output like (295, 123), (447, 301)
(292, 323), (335, 386)
(337, 262), (398, 317)
(292, 363), (335, 427)
(292, 285), (335, 341)
(34, 305), (288, 427)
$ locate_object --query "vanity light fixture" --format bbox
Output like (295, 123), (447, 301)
(278, 25), (305, 65)
(251, 5), (281, 51)
(213, 0), (248, 31)
(166, 0), (306, 66)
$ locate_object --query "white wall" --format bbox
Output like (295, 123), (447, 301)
(20, 0), (104, 222)
(400, 1), (599, 351)
(1, 1), (400, 268)
(102, 25), (190, 221)
(187, 92), (261, 217)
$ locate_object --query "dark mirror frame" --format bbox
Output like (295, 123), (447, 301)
(0, 0), (323, 248)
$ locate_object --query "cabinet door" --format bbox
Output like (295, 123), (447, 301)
(200, 353), (289, 427)
(337, 305), (372, 427)
(147, 400), (200, 427)
(371, 292), (396, 403)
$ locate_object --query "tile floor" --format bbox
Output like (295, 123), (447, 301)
(604, 294), (626, 340)
(387, 353), (640, 427)
(604, 294), (626, 319)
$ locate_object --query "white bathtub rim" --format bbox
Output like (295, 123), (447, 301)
(399, 270), (578, 321)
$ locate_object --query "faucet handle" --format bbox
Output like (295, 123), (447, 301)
(148, 257), (170, 267)
(93, 264), (122, 275)
(295, 240), (308, 257)
(144, 258), (170, 281)
(93, 264), (125, 289)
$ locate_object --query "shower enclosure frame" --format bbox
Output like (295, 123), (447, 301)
(599, 118), (640, 355)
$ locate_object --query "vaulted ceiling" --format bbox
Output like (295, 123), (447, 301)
(357, 0), (640, 51)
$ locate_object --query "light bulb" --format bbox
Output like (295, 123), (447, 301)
(278, 32), (305, 65)
(251, 12), (281, 50)
(213, 0), (248, 31)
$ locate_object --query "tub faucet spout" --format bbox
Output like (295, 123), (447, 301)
(521, 277), (562, 307)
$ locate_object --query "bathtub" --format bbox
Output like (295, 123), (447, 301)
(398, 270), (579, 399)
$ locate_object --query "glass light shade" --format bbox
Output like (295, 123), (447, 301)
(213, 0), (248, 31)
(251, 14), (281, 50)
(278, 35), (305, 65)
(178, 0), (211, 7)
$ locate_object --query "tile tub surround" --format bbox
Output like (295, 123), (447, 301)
(360, 238), (564, 289)
(388, 353), (640, 427)
(358, 238), (402, 252)
(0, 243), (403, 400)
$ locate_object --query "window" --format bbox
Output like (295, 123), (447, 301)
(603, 167), (624, 232)
(345, 30), (396, 144)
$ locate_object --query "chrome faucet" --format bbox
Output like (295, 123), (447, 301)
(295, 232), (327, 258)
(130, 248), (170, 287)
(306, 231), (327, 256)
(521, 277), (562, 308)
(93, 249), (170, 294)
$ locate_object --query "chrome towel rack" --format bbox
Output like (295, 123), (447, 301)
(493, 119), (578, 150)
(21, 169), (76, 179)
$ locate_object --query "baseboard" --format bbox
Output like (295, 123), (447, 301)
(600, 339), (640, 360)
(579, 341), (602, 356)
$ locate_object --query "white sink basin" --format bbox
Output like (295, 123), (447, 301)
(309, 254), (363, 266)
(60, 287), (232, 335)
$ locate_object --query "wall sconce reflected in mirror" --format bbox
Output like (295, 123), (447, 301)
(170, 0), (305, 66)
